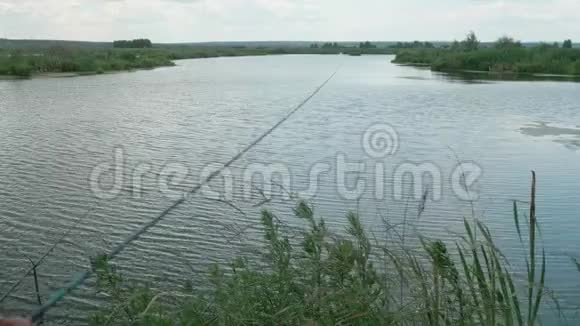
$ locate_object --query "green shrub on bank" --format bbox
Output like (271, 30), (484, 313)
(393, 47), (580, 75)
(8, 63), (34, 76)
(0, 48), (177, 76)
(0, 54), (33, 76)
(90, 176), (550, 326)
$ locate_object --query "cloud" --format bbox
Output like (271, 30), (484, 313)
(0, 0), (577, 42)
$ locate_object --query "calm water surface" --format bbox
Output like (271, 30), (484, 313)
(1, 55), (579, 322)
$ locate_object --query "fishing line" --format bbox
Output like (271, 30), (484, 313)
(30, 66), (340, 323)
(0, 207), (93, 304)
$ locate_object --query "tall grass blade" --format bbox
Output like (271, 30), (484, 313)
(532, 249), (546, 323)
(513, 201), (523, 244)
(528, 171), (537, 326)
(456, 243), (485, 325)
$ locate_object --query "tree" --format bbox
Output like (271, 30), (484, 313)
(461, 31), (479, 51)
(495, 35), (522, 49)
(134, 38), (152, 48)
(359, 41), (376, 49)
(113, 39), (152, 48)
(450, 40), (461, 50)
(563, 39), (573, 49)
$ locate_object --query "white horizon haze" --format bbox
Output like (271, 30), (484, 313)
(0, 0), (578, 43)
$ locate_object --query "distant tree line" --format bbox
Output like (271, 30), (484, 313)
(309, 43), (344, 49)
(322, 42), (340, 48)
(307, 38), (575, 51)
(359, 41), (376, 49)
(391, 41), (435, 49)
(448, 32), (574, 51)
(113, 39), (153, 49)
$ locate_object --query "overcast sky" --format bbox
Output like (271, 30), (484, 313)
(0, 0), (577, 43)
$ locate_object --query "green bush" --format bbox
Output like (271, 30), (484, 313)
(120, 52), (138, 62)
(59, 61), (80, 72)
(572, 61), (580, 75)
(394, 46), (580, 75)
(9, 63), (33, 76)
(109, 60), (129, 71)
(90, 179), (549, 326)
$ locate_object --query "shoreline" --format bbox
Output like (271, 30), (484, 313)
(0, 53), (392, 80)
(1, 69), (158, 80)
(393, 62), (580, 80)
(0, 63), (176, 80)
(6, 53), (579, 81)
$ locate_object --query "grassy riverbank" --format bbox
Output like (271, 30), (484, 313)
(393, 47), (580, 76)
(87, 176), (570, 326)
(0, 46), (394, 77)
(0, 47), (270, 77)
(1, 49), (161, 77)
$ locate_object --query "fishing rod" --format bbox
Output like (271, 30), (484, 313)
(30, 67), (340, 323)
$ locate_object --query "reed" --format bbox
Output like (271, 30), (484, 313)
(89, 173), (555, 325)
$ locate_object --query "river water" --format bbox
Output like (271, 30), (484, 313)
(1, 55), (579, 322)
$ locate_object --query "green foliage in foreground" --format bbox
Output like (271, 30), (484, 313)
(393, 46), (580, 75)
(90, 178), (551, 326)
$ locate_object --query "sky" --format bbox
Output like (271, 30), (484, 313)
(0, 0), (578, 43)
